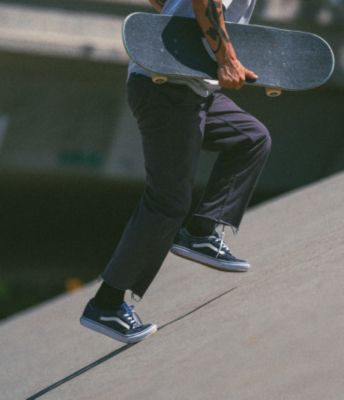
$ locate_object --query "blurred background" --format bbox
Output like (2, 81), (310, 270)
(0, 0), (343, 320)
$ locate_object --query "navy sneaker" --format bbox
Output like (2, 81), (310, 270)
(171, 228), (250, 272)
(80, 299), (157, 344)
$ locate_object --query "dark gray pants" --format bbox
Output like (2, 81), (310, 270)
(102, 74), (271, 297)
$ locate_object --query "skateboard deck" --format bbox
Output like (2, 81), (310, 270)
(122, 12), (335, 97)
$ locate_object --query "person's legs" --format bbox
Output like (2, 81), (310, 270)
(81, 76), (206, 342)
(172, 92), (271, 271)
(101, 76), (206, 298)
(192, 91), (272, 229)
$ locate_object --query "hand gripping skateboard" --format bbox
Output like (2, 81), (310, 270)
(122, 12), (335, 97)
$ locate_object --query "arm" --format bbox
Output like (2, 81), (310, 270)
(148, 0), (166, 12)
(192, 0), (257, 89)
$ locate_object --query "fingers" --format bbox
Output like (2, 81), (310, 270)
(222, 69), (257, 89)
(217, 64), (255, 90)
(219, 77), (240, 90)
(228, 73), (245, 90)
(218, 69), (245, 90)
(245, 68), (258, 83)
(220, 78), (243, 90)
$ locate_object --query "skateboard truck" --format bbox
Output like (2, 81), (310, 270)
(152, 74), (283, 98)
(246, 77), (282, 97)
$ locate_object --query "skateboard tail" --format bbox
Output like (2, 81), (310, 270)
(231, 22), (336, 91)
(122, 13), (134, 61)
(306, 32), (335, 83)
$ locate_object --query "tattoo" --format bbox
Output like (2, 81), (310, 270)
(205, 0), (229, 53)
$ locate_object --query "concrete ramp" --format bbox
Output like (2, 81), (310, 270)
(1, 172), (344, 400)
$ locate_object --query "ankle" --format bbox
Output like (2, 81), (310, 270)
(94, 282), (125, 310)
(186, 216), (215, 237)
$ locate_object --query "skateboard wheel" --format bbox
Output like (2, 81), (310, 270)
(265, 88), (282, 97)
(152, 75), (168, 84)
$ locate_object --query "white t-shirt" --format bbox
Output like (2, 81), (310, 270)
(161, 0), (255, 24)
(128, 0), (257, 96)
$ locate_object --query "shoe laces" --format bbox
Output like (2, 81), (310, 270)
(213, 225), (231, 258)
(121, 303), (141, 328)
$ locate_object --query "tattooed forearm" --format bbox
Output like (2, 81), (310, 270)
(148, 0), (166, 12)
(193, 0), (257, 89)
(205, 0), (230, 53)
(192, 0), (235, 61)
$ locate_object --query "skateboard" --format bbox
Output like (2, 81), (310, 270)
(122, 12), (335, 97)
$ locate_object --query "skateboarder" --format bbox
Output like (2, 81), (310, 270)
(80, 0), (271, 343)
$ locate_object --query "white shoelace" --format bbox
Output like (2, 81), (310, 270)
(122, 304), (140, 328)
(215, 225), (231, 257)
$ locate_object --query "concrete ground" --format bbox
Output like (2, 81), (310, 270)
(1, 172), (344, 400)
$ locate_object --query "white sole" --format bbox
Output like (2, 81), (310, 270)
(171, 245), (250, 272)
(80, 316), (157, 344)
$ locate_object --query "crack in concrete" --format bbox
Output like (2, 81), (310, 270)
(158, 286), (237, 331)
(26, 286), (237, 399)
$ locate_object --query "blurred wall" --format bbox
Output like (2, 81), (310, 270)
(0, 0), (343, 187)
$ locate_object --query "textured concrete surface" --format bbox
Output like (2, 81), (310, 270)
(1, 172), (344, 400)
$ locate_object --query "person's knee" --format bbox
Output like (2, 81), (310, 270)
(259, 123), (272, 153)
(252, 120), (271, 155)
